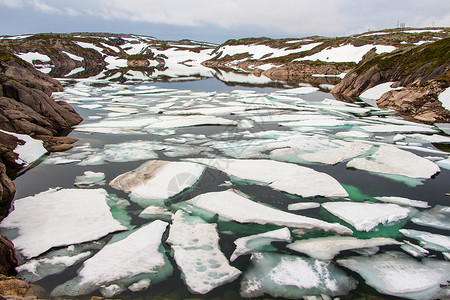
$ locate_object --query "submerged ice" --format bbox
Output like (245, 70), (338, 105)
(338, 251), (450, 300)
(240, 252), (357, 298)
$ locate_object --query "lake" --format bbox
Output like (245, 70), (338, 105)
(3, 75), (450, 300)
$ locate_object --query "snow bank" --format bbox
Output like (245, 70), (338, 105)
(0, 130), (47, 167)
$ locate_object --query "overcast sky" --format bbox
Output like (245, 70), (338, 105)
(0, 0), (449, 43)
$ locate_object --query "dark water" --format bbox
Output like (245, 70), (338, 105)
(7, 77), (450, 299)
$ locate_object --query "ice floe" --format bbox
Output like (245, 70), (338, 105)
(374, 196), (430, 208)
(400, 229), (450, 252)
(0, 130), (47, 167)
(110, 160), (205, 201)
(0, 188), (128, 258)
(338, 251), (450, 300)
(288, 202), (321, 211)
(167, 211), (241, 294)
(186, 190), (352, 234)
(347, 145), (440, 179)
(241, 252), (357, 298)
(189, 158), (349, 198)
(321, 201), (411, 232)
(411, 206), (450, 230)
(230, 228), (291, 261)
(74, 171), (105, 187)
(51, 220), (172, 297)
(287, 236), (401, 260)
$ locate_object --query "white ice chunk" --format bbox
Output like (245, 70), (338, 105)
(347, 145), (440, 179)
(400, 229), (450, 252)
(287, 236), (401, 260)
(401, 240), (429, 258)
(187, 190), (352, 234)
(360, 124), (438, 134)
(411, 206), (450, 230)
(128, 279), (151, 292)
(189, 158), (349, 198)
(288, 202), (321, 211)
(0, 188), (128, 258)
(338, 251), (450, 300)
(110, 160), (205, 200)
(0, 130), (47, 167)
(51, 220), (172, 297)
(374, 196), (430, 208)
(277, 87), (319, 94)
(166, 211), (241, 294)
(241, 252), (357, 298)
(322, 201), (411, 232)
(271, 141), (372, 165)
(230, 228), (291, 261)
(74, 171), (105, 187)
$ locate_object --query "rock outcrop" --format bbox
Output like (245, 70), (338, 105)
(332, 37), (450, 122)
(0, 47), (83, 220)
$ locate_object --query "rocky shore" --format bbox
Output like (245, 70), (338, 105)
(331, 37), (450, 123)
(0, 48), (83, 297)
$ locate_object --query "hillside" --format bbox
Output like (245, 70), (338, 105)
(332, 37), (450, 122)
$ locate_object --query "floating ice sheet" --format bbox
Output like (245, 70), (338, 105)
(347, 145), (440, 179)
(288, 202), (321, 211)
(287, 236), (401, 260)
(110, 160), (205, 201)
(167, 211), (241, 294)
(230, 228), (291, 261)
(189, 158), (349, 198)
(374, 196), (430, 208)
(411, 206), (450, 230)
(51, 220), (172, 297)
(338, 251), (450, 300)
(74, 171), (105, 187)
(322, 201), (411, 232)
(186, 190), (352, 234)
(400, 229), (450, 252)
(0, 188), (128, 258)
(240, 252), (357, 298)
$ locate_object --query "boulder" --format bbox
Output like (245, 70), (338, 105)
(0, 234), (17, 276)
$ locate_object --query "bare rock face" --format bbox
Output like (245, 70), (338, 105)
(0, 48), (83, 221)
(377, 82), (450, 123)
(331, 38), (450, 122)
(0, 235), (17, 276)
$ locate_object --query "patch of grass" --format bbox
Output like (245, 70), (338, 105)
(355, 37), (450, 79)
